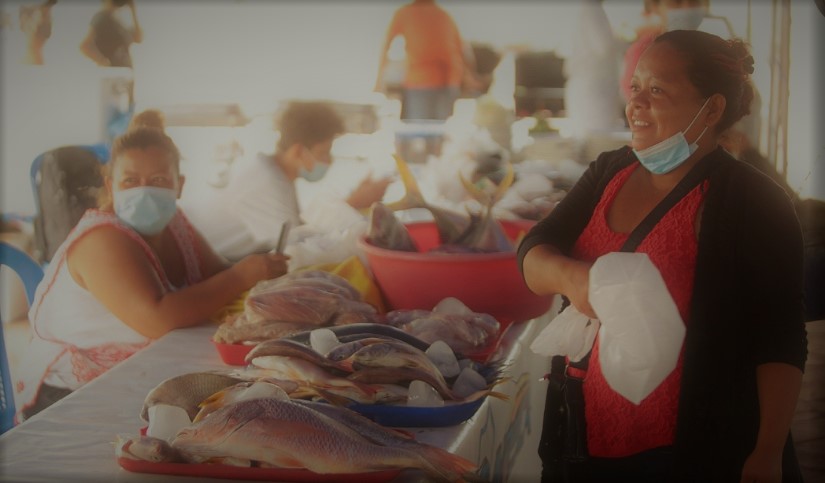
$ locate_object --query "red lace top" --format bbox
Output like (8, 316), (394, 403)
(572, 162), (707, 457)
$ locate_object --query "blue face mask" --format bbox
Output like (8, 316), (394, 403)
(633, 98), (710, 175)
(113, 186), (178, 235)
(298, 151), (331, 182)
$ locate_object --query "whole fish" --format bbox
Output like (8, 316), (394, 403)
(283, 322), (439, 355)
(248, 355), (379, 401)
(340, 340), (460, 400)
(454, 164), (515, 252)
(140, 372), (247, 422)
(261, 269), (362, 301)
(347, 366), (456, 400)
(366, 201), (418, 252)
(385, 154), (472, 244)
(171, 398), (476, 480)
(245, 338), (350, 375)
(213, 317), (317, 344)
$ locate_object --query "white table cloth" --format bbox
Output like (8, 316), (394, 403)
(0, 311), (555, 482)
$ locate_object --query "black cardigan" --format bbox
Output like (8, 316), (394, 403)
(518, 146), (808, 482)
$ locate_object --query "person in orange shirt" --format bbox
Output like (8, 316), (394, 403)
(375, 0), (472, 121)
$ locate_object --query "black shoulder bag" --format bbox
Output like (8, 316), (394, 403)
(538, 155), (716, 480)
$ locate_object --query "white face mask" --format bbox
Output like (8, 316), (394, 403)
(633, 98), (710, 175)
(666, 6), (707, 31)
(113, 186), (178, 235)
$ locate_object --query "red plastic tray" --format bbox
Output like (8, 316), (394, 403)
(118, 457), (400, 481)
(213, 340), (256, 366)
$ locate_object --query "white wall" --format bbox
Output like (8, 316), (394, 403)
(2, 0), (822, 217)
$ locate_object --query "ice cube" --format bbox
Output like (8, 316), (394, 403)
(310, 328), (340, 355)
(407, 380), (445, 407)
(147, 404), (192, 443)
(425, 340), (461, 378)
(452, 367), (488, 400)
(433, 297), (473, 315)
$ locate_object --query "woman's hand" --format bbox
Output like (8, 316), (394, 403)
(347, 174), (394, 211)
(740, 446), (782, 483)
(233, 252), (289, 289)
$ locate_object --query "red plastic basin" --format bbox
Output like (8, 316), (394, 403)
(358, 220), (553, 322)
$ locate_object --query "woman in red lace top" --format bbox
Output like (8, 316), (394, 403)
(518, 30), (807, 482)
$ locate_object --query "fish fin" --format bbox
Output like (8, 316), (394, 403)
(192, 390), (228, 422)
(311, 387), (358, 407)
(385, 154), (426, 211)
(418, 447), (478, 482)
(459, 172), (492, 206)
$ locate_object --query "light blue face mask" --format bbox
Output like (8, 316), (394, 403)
(633, 98), (710, 175)
(298, 151), (331, 182)
(113, 186), (178, 235)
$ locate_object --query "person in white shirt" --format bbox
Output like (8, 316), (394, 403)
(185, 101), (392, 261)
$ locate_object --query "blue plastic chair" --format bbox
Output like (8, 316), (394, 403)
(29, 143), (110, 216)
(0, 241), (45, 433)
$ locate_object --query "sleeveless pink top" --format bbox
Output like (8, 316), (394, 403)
(15, 209), (203, 420)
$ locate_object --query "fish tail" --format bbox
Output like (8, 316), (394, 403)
(385, 154), (426, 211)
(418, 447), (478, 482)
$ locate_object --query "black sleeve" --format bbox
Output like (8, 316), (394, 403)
(516, 147), (633, 274)
(736, 167), (808, 370)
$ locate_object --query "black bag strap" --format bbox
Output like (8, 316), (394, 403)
(569, 154), (717, 373)
(619, 155), (715, 253)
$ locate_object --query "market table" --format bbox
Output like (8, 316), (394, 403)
(0, 308), (557, 483)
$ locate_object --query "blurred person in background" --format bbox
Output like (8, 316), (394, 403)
(564, 0), (622, 140)
(375, 0), (478, 121)
(127, 108), (165, 131)
(18, 0), (56, 65)
(621, 0), (709, 102)
(79, 0), (142, 68)
(183, 101), (392, 262)
(15, 125), (288, 421)
(520, 30), (806, 481)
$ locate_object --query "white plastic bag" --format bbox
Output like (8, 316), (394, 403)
(589, 252), (685, 405)
(530, 305), (600, 363)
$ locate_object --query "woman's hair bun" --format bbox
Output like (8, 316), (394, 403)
(742, 54), (755, 74)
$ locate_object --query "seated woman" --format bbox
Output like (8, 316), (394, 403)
(15, 127), (289, 420)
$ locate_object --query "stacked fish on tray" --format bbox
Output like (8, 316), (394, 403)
(118, 373), (477, 480)
(120, 324), (503, 479)
(213, 270), (379, 344)
(243, 324), (504, 406)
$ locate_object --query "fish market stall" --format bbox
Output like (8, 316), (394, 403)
(0, 304), (558, 482)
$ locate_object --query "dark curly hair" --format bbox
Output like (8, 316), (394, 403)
(275, 101), (345, 154)
(653, 30), (755, 133)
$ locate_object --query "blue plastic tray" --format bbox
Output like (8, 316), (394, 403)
(348, 397), (485, 427)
